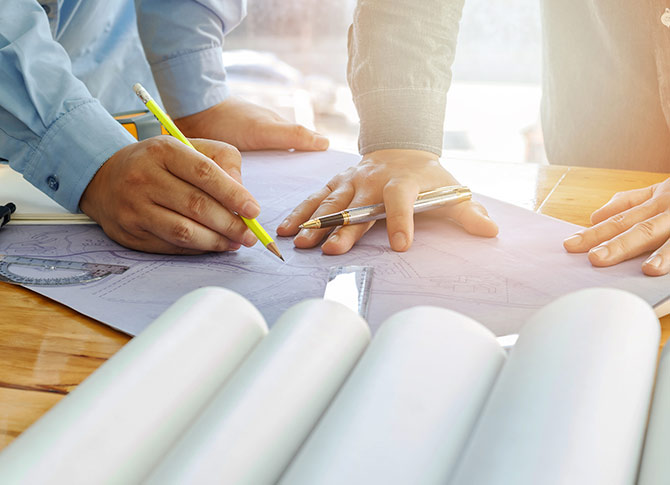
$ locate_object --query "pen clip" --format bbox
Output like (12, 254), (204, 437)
(417, 185), (470, 201)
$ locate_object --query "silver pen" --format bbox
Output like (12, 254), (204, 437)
(299, 185), (472, 229)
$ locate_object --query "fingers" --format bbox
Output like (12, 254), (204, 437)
(277, 186), (331, 237)
(258, 122), (329, 152)
(190, 138), (243, 183)
(160, 138), (260, 219)
(585, 212), (670, 267)
(564, 198), (666, 253)
(642, 238), (670, 276)
(320, 190), (379, 254)
(109, 225), (239, 255)
(148, 170), (257, 248)
(590, 186), (654, 225)
(444, 199), (499, 238)
(292, 184), (355, 249)
(134, 205), (244, 253)
(382, 180), (421, 252)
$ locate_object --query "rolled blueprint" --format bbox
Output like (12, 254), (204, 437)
(0, 287), (267, 484)
(145, 299), (371, 484)
(638, 342), (670, 485)
(450, 288), (659, 485)
(279, 306), (506, 485)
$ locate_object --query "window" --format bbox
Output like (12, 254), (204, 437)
(224, 0), (544, 162)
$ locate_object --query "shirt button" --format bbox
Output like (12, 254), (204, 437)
(41, 4), (51, 14)
(662, 8), (670, 28)
(47, 175), (59, 191)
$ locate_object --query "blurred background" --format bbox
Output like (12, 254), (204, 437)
(224, 0), (545, 163)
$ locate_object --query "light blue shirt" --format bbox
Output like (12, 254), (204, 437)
(0, 0), (246, 212)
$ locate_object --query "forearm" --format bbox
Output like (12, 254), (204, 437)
(0, 1), (136, 212)
(135, 0), (247, 118)
(349, 0), (465, 156)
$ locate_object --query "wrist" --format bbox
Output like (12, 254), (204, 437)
(363, 148), (440, 166)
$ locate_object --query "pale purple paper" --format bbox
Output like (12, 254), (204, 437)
(0, 150), (667, 336)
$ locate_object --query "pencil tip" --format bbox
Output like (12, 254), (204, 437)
(267, 242), (284, 262)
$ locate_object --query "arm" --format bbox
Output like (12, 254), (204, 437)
(279, 0), (498, 254)
(0, 0), (136, 212)
(135, 0), (328, 151)
(0, 2), (262, 254)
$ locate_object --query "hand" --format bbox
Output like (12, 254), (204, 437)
(563, 178), (670, 276)
(174, 96), (329, 152)
(277, 149), (499, 254)
(80, 136), (260, 254)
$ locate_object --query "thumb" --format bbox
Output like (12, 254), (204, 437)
(259, 123), (329, 151)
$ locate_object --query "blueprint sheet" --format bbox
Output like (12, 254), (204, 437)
(1, 150), (668, 336)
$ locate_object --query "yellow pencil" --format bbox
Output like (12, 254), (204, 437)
(133, 83), (284, 261)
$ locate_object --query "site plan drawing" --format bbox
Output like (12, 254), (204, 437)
(1, 150), (668, 336)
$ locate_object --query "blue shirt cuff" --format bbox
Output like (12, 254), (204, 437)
(22, 99), (137, 213)
(150, 46), (230, 119)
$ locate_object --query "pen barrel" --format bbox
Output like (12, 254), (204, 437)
(344, 191), (472, 226)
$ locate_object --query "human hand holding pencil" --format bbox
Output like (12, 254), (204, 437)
(80, 84), (280, 257)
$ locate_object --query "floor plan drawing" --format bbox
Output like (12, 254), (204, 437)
(1, 150), (668, 336)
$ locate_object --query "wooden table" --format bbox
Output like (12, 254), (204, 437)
(2, 159), (669, 451)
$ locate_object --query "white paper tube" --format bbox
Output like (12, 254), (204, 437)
(638, 342), (670, 485)
(0, 287), (267, 484)
(450, 288), (659, 485)
(144, 299), (371, 484)
(279, 306), (506, 485)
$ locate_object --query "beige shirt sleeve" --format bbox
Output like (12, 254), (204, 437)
(348, 0), (465, 156)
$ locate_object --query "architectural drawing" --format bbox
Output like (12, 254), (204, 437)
(1, 150), (667, 336)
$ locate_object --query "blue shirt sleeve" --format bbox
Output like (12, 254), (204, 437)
(0, 1), (137, 213)
(136, 0), (247, 119)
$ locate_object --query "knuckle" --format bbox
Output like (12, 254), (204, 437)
(194, 159), (216, 181)
(292, 124), (308, 138)
(607, 213), (629, 231)
(634, 220), (657, 240)
(186, 192), (209, 217)
(383, 179), (404, 194)
(193, 160), (216, 181)
(171, 221), (195, 244)
(141, 136), (168, 157)
(219, 144), (242, 165)
(122, 168), (150, 189)
(306, 189), (328, 204)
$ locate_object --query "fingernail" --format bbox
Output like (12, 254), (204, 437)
(564, 234), (583, 246)
(296, 229), (309, 240)
(242, 201), (260, 218)
(392, 232), (407, 249)
(590, 245), (609, 259)
(328, 234), (339, 244)
(645, 254), (663, 269)
(279, 219), (290, 229)
(243, 230), (257, 247)
(229, 242), (241, 251)
(315, 136), (329, 150)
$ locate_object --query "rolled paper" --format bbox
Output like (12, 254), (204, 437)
(450, 288), (659, 485)
(0, 287), (268, 484)
(279, 306), (506, 485)
(145, 299), (371, 484)
(638, 342), (670, 485)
